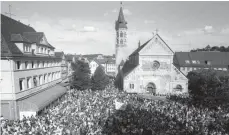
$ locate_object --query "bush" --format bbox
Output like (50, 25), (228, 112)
(187, 69), (229, 107)
(91, 65), (109, 90)
(70, 60), (91, 90)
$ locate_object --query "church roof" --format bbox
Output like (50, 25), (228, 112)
(115, 6), (127, 30)
(121, 37), (154, 76)
(174, 52), (229, 68)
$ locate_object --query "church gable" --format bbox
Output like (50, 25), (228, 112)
(139, 34), (174, 56)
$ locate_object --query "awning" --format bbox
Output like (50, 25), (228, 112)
(18, 84), (67, 112)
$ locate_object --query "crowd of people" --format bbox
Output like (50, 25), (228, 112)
(1, 86), (229, 135)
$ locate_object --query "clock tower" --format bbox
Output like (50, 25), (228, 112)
(115, 2), (128, 75)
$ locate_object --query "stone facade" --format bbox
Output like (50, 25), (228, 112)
(117, 34), (188, 95)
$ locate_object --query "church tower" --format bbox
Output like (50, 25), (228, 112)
(115, 2), (128, 74)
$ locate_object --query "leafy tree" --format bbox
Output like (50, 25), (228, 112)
(187, 69), (229, 107)
(70, 60), (91, 90)
(191, 45), (229, 52)
(91, 65), (109, 90)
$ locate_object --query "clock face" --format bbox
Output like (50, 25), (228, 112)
(151, 61), (160, 70)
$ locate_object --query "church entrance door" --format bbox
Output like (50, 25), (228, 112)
(147, 82), (156, 95)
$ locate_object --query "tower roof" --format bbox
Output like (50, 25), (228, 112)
(115, 4), (127, 30)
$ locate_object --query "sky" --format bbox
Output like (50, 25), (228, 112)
(1, 1), (229, 55)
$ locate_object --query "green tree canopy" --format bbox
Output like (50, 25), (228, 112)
(187, 69), (229, 107)
(70, 60), (91, 90)
(91, 65), (109, 90)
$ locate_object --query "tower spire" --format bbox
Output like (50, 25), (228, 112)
(115, 2), (127, 30)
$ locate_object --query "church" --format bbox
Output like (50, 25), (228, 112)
(114, 4), (188, 95)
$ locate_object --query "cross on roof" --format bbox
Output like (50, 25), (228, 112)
(5, 4), (16, 18)
(155, 29), (159, 34)
(152, 29), (159, 36)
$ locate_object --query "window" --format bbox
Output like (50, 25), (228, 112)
(41, 48), (43, 53)
(19, 79), (25, 91)
(48, 50), (50, 55)
(45, 48), (47, 54)
(120, 32), (123, 37)
(129, 83), (134, 89)
(25, 61), (29, 69)
(32, 61), (34, 68)
(16, 61), (21, 70)
(197, 60), (200, 64)
(33, 77), (37, 87)
(124, 32), (126, 38)
(192, 60), (196, 64)
(205, 60), (211, 65)
(194, 68), (196, 70)
(174, 84), (183, 92)
(185, 60), (190, 64)
(43, 61), (45, 67)
(181, 67), (185, 71)
(120, 39), (123, 44)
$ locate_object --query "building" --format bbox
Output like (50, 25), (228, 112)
(0, 14), (67, 120)
(88, 55), (116, 77)
(115, 3), (128, 75)
(55, 52), (68, 81)
(174, 52), (229, 75)
(115, 34), (188, 94)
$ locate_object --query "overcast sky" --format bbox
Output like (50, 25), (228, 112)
(2, 1), (229, 55)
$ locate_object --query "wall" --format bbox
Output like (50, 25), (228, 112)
(0, 60), (15, 99)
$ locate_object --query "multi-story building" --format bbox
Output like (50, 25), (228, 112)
(173, 52), (229, 75)
(55, 52), (68, 81)
(88, 55), (116, 76)
(0, 14), (67, 120)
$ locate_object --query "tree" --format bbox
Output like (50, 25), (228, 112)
(70, 60), (91, 90)
(91, 65), (109, 90)
(187, 69), (229, 107)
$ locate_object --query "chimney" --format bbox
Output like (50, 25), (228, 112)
(138, 40), (141, 48)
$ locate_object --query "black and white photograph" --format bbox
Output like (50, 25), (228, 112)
(1, 1), (229, 135)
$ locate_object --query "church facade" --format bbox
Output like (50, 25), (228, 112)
(115, 5), (188, 94)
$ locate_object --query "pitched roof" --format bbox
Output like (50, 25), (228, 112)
(115, 6), (127, 30)
(1, 14), (36, 56)
(121, 38), (153, 76)
(174, 52), (229, 68)
(129, 38), (153, 57)
(1, 14), (56, 58)
(23, 32), (55, 49)
(10, 34), (31, 43)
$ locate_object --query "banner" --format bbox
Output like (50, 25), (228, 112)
(114, 99), (125, 110)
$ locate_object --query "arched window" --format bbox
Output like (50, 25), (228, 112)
(120, 39), (123, 44)
(174, 84), (183, 91)
(120, 32), (123, 37)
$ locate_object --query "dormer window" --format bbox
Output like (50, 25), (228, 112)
(192, 60), (197, 64)
(205, 60), (211, 65)
(185, 60), (190, 64)
(24, 44), (31, 52)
